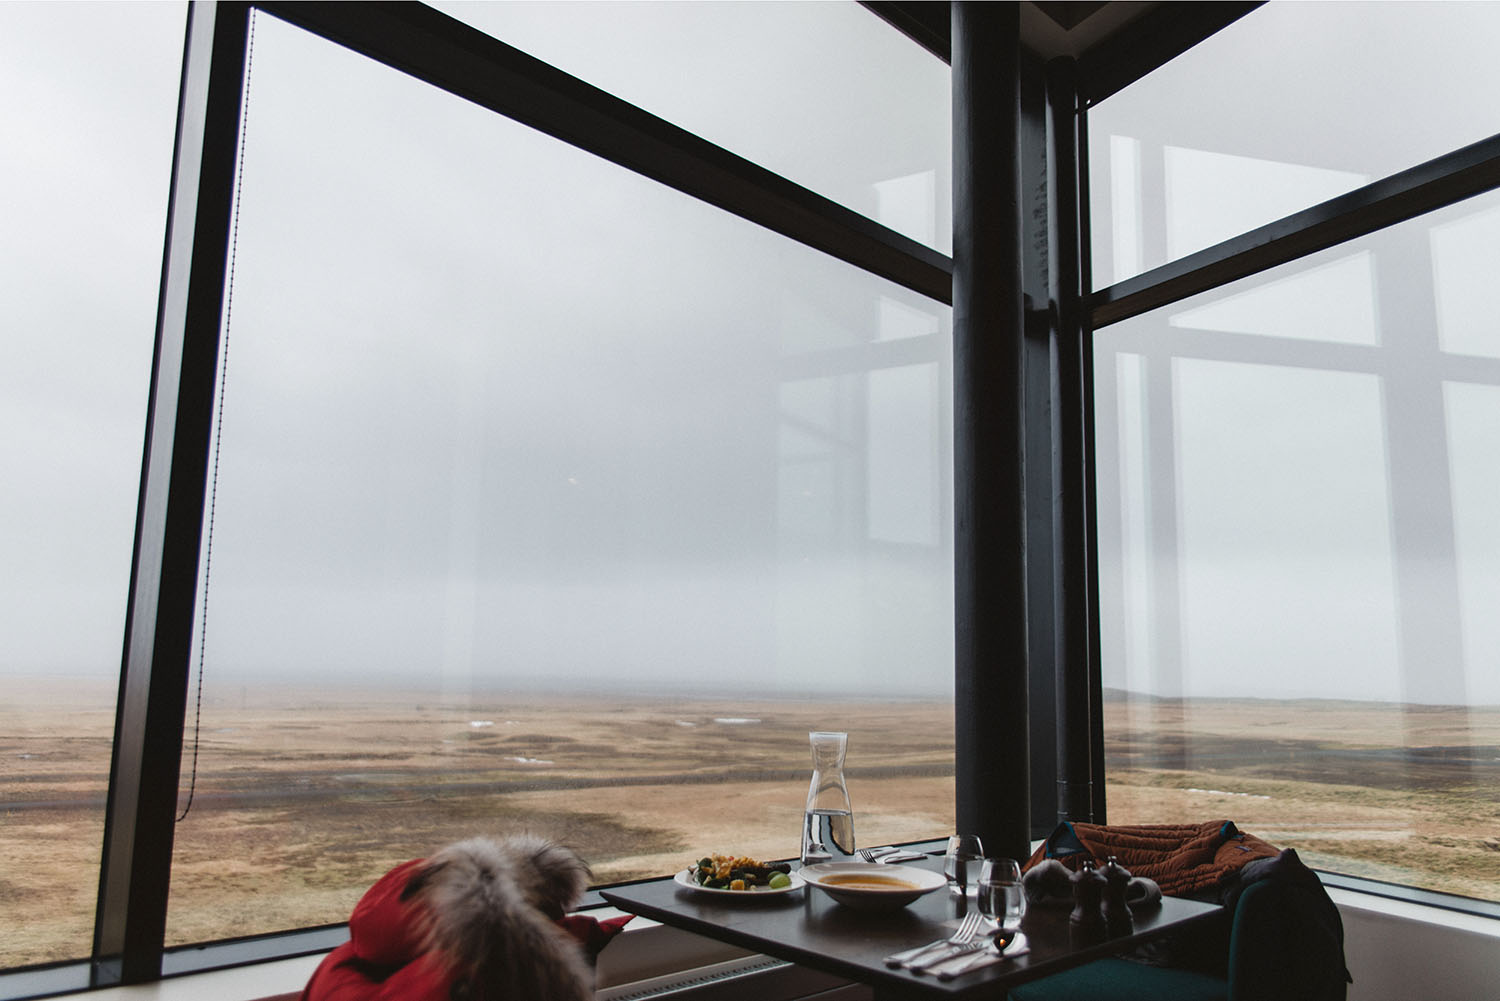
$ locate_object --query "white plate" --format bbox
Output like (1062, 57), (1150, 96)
(675, 867), (805, 896)
(799, 862), (947, 909)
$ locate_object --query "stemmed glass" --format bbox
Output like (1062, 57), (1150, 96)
(943, 834), (985, 896)
(976, 857), (1025, 931)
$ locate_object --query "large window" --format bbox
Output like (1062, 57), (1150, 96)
(0, 0), (955, 983)
(1091, 5), (1500, 904)
(172, 6), (954, 952)
(0, 1), (184, 971)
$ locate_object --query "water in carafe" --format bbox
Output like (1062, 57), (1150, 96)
(801, 731), (855, 864)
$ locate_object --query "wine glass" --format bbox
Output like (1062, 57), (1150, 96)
(976, 857), (1025, 930)
(943, 834), (985, 895)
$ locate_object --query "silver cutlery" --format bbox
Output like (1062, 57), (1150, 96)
(860, 845), (928, 864)
(882, 910), (984, 967)
(931, 930), (1024, 980)
(906, 937), (991, 973)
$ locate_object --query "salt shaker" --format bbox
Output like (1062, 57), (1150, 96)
(1069, 859), (1106, 927)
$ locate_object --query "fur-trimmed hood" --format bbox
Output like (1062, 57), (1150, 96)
(302, 836), (623, 1001)
(403, 836), (594, 1001)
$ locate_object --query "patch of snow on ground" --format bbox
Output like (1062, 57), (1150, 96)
(1186, 788), (1270, 799)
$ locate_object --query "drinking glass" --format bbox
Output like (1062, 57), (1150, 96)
(942, 834), (985, 895)
(976, 857), (1025, 929)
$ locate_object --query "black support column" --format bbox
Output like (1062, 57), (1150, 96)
(93, 2), (249, 985)
(952, 1), (1030, 862)
(1046, 56), (1100, 826)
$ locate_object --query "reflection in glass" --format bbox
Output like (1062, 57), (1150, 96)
(1095, 187), (1500, 902)
(1444, 383), (1500, 703)
(1090, 2), (1500, 286)
(1169, 252), (1379, 346)
(1162, 146), (1367, 266)
(0, 1), (184, 971)
(1173, 359), (1399, 698)
(431, 0), (952, 253)
(1431, 203), (1500, 359)
(164, 13), (954, 948)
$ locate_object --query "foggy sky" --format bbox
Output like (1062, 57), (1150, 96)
(4, 2), (1498, 706)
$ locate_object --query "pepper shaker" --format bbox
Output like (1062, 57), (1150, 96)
(1101, 855), (1132, 927)
(1069, 859), (1106, 927)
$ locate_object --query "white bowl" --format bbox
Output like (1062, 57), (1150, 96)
(799, 862), (947, 909)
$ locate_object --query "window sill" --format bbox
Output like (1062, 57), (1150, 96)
(10, 906), (747, 1001)
(1327, 885), (1500, 939)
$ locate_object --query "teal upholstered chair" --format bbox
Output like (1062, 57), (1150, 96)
(1008, 873), (1350, 1001)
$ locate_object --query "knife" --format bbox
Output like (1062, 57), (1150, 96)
(929, 932), (1026, 980)
(883, 940), (952, 967)
(904, 938), (990, 973)
(885, 932), (985, 968)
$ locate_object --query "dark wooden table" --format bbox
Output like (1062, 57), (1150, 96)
(600, 858), (1221, 1000)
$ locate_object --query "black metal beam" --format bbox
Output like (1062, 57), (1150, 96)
(952, 0), (1030, 863)
(1076, 87), (1108, 827)
(93, 1), (250, 985)
(1090, 132), (1500, 329)
(255, 0), (953, 305)
(1019, 42), (1058, 840)
(1045, 56), (1099, 826)
(1076, 1), (1262, 107)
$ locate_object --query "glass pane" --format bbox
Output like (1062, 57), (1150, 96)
(1090, 2), (1500, 287)
(0, 1), (183, 970)
(431, 0), (952, 254)
(164, 12), (954, 947)
(1094, 186), (1500, 901)
(1445, 383), (1500, 706)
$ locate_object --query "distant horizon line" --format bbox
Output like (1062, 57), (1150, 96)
(5, 670), (1497, 710)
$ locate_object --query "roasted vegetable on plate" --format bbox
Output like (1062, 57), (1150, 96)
(690, 853), (793, 891)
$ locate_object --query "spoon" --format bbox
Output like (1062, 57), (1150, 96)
(930, 928), (1020, 980)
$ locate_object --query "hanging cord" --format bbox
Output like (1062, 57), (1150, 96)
(180, 11), (256, 823)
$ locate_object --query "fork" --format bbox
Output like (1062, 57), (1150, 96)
(882, 910), (984, 967)
(932, 929), (1021, 980)
(859, 847), (898, 862)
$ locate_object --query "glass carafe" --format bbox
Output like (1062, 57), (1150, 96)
(801, 731), (855, 864)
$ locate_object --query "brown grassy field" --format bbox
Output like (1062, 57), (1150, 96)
(0, 680), (956, 968)
(1103, 694), (1500, 900)
(3, 679), (1497, 970)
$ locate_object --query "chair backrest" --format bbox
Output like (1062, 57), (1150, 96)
(1227, 876), (1350, 1001)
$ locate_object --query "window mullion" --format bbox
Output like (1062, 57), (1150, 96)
(94, 1), (250, 986)
(1089, 132), (1500, 329)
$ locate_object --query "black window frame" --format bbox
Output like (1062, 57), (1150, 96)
(8, 3), (1500, 999)
(84, 0), (973, 992)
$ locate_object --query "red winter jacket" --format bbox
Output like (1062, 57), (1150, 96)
(300, 859), (629, 1001)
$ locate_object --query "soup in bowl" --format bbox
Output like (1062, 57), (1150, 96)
(799, 862), (947, 909)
